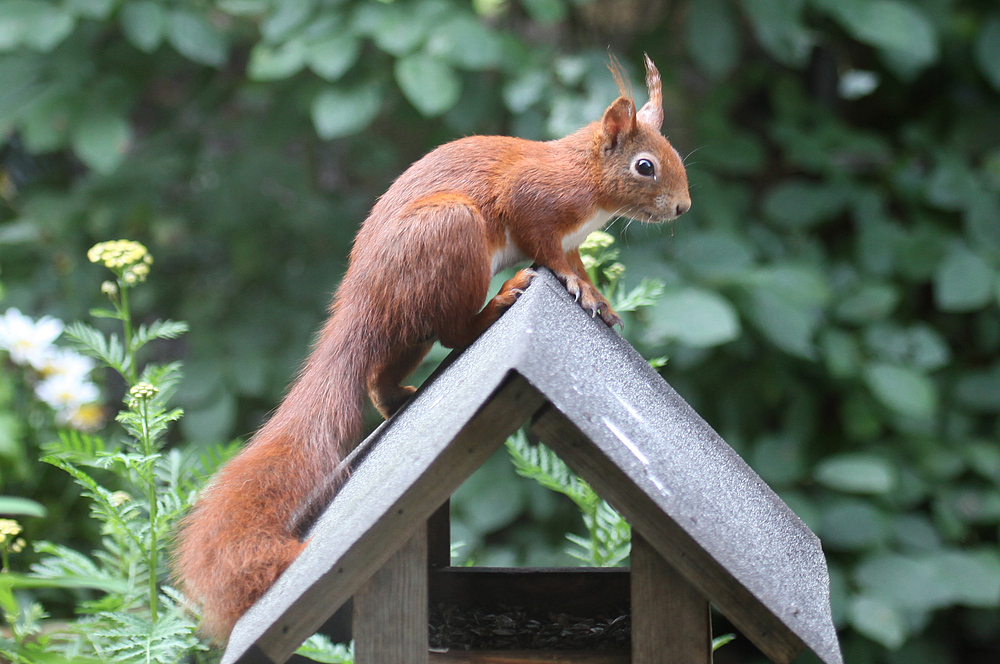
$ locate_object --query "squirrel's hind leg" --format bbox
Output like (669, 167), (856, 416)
(368, 340), (433, 418)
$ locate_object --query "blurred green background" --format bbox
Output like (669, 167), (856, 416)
(1, 0), (999, 662)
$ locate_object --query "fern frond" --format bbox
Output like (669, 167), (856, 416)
(130, 321), (189, 354)
(612, 277), (665, 313)
(63, 322), (128, 375)
(295, 635), (354, 663)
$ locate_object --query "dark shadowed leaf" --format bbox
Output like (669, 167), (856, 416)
(166, 9), (227, 67)
(687, 0), (741, 79)
(975, 15), (1000, 91)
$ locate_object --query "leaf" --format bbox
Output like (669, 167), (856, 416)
(762, 179), (847, 228)
(686, 0), (741, 79)
(306, 34), (360, 81)
(611, 278), (664, 313)
(646, 288), (741, 348)
(63, 322), (128, 374)
(835, 282), (900, 323)
(311, 84), (382, 140)
(934, 242), (996, 312)
(65, 0), (115, 19)
(71, 112), (131, 174)
(520, 0), (566, 24)
(369, 2), (427, 56)
(0, 570), (124, 594)
(503, 69), (548, 113)
(425, 14), (502, 70)
(741, 0), (813, 67)
(120, 0), (164, 53)
(863, 322), (950, 371)
(864, 363), (937, 418)
(927, 156), (977, 211)
(295, 635), (353, 663)
(0, 1), (74, 52)
(931, 549), (1000, 608)
(855, 553), (953, 612)
(954, 365), (1000, 413)
(166, 9), (227, 67)
(0, 496), (46, 517)
(746, 286), (821, 359)
(975, 16), (1000, 92)
(673, 232), (755, 283)
(815, 454), (896, 494)
(132, 320), (189, 350)
(752, 435), (804, 486)
(247, 39), (307, 81)
(712, 634), (737, 651)
(822, 0), (938, 76)
(217, 0), (269, 16)
(820, 328), (860, 378)
(820, 499), (889, 550)
(260, 0), (314, 43)
(849, 595), (907, 649)
(964, 188), (1000, 252)
(394, 52), (461, 117)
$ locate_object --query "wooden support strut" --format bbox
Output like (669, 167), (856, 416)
(354, 523), (429, 664)
(631, 533), (712, 664)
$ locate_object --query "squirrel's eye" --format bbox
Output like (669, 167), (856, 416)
(634, 158), (655, 177)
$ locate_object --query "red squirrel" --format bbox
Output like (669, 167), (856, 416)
(174, 55), (690, 643)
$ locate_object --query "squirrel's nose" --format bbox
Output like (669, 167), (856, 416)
(674, 198), (691, 217)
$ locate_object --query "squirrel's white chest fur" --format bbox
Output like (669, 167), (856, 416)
(561, 208), (614, 253)
(490, 208), (613, 276)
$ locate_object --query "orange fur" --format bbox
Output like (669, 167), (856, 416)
(173, 56), (690, 644)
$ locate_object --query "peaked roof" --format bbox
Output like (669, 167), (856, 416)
(222, 269), (843, 664)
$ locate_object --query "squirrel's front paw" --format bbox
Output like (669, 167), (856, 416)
(560, 274), (621, 329)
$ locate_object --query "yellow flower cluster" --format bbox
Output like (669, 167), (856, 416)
(129, 382), (158, 400)
(0, 518), (22, 543)
(128, 382), (159, 408)
(579, 230), (615, 252)
(88, 240), (153, 284)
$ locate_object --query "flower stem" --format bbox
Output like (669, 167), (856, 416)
(139, 397), (158, 621)
(118, 280), (137, 385)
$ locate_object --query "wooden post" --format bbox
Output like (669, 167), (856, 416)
(354, 524), (429, 664)
(427, 499), (451, 569)
(631, 532), (712, 664)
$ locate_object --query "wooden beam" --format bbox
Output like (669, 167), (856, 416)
(631, 533), (711, 664)
(428, 652), (628, 664)
(530, 407), (805, 664)
(354, 524), (429, 664)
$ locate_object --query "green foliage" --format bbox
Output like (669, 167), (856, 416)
(295, 635), (354, 663)
(0, 0), (996, 661)
(505, 431), (631, 567)
(0, 244), (212, 661)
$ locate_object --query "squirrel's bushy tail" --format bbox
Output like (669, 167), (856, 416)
(174, 309), (371, 643)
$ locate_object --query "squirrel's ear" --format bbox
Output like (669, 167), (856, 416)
(636, 54), (663, 132)
(601, 97), (636, 153)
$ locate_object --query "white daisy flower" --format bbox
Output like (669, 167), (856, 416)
(34, 373), (100, 412)
(0, 308), (64, 368)
(63, 402), (106, 432)
(37, 347), (96, 381)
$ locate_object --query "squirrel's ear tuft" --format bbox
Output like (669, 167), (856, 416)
(636, 54), (663, 132)
(601, 97), (636, 153)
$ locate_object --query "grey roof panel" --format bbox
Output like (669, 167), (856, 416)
(223, 268), (842, 664)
